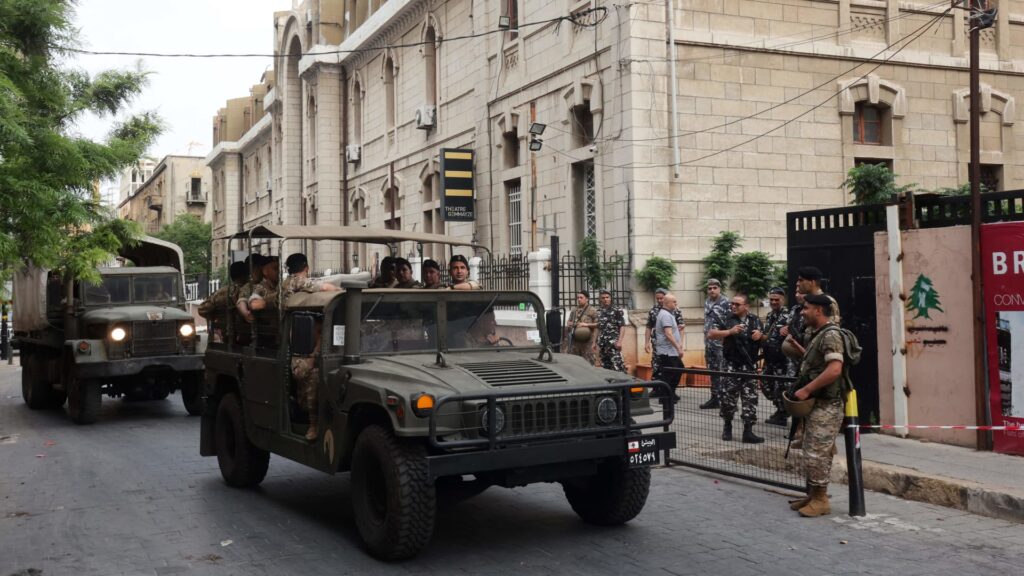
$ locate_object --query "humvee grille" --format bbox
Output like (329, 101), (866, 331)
(506, 396), (595, 435)
(131, 321), (177, 357)
(458, 360), (566, 386)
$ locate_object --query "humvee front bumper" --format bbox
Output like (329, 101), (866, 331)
(426, 381), (677, 480)
(74, 352), (205, 379)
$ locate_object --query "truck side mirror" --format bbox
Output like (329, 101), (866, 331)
(291, 313), (317, 356)
(545, 309), (562, 353)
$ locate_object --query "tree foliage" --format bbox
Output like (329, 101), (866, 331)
(0, 0), (162, 281)
(702, 231), (742, 285)
(635, 256), (677, 292)
(731, 251), (777, 303)
(154, 214), (211, 275)
(843, 163), (914, 205)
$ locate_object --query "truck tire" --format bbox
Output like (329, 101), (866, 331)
(562, 459), (651, 526)
(21, 352), (54, 410)
(350, 425), (435, 560)
(67, 376), (101, 425)
(215, 393), (269, 487)
(180, 372), (203, 416)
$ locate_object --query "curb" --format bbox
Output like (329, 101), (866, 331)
(832, 457), (1024, 524)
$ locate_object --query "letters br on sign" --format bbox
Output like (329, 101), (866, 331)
(440, 148), (475, 222)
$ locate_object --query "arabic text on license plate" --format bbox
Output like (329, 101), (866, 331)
(626, 436), (659, 467)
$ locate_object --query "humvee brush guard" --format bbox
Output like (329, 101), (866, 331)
(200, 226), (675, 560)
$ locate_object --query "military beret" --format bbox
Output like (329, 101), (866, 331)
(769, 286), (786, 296)
(655, 287), (668, 295)
(803, 293), (832, 308)
(706, 278), (722, 288)
(285, 253), (308, 274)
(449, 254), (469, 267)
(599, 289), (612, 297)
(797, 266), (824, 281)
(422, 259), (440, 271)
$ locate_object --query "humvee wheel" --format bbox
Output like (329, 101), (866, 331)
(562, 459), (651, 526)
(21, 353), (54, 410)
(67, 376), (101, 425)
(215, 393), (269, 487)
(351, 425), (436, 560)
(180, 372), (203, 416)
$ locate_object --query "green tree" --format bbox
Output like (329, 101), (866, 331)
(906, 273), (944, 320)
(702, 231), (742, 285)
(635, 256), (677, 292)
(577, 235), (622, 290)
(731, 251), (777, 306)
(0, 0), (162, 283)
(154, 214), (211, 275)
(843, 163), (914, 205)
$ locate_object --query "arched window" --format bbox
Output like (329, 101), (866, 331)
(424, 26), (437, 108)
(384, 56), (397, 143)
(307, 94), (317, 178)
(351, 78), (363, 146)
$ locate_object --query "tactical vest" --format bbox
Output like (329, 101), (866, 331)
(797, 324), (848, 399)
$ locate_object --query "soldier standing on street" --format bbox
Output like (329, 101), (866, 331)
(564, 290), (598, 366)
(595, 289), (627, 373)
(708, 293), (764, 443)
(645, 288), (683, 379)
(701, 279), (731, 409)
(785, 292), (848, 517)
(756, 287), (793, 426)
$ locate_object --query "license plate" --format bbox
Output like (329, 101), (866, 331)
(626, 436), (660, 468)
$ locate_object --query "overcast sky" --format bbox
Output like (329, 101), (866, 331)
(69, 0), (288, 196)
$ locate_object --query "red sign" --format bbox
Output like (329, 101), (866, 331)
(982, 222), (1024, 455)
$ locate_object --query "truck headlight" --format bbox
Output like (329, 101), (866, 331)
(179, 323), (194, 337)
(596, 397), (619, 425)
(110, 327), (127, 342)
(480, 405), (505, 435)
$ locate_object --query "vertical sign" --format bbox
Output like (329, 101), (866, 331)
(440, 148), (475, 222)
(983, 221), (1024, 455)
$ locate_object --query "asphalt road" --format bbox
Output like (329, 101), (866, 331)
(2, 365), (1023, 576)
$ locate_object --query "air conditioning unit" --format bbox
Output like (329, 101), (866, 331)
(265, 179), (272, 193)
(346, 144), (361, 163)
(414, 105), (436, 130)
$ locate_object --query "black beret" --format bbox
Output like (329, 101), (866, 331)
(229, 261), (249, 281)
(285, 253), (308, 274)
(578, 290), (590, 299)
(422, 259), (440, 271)
(797, 266), (824, 281)
(449, 254), (469, 266)
(769, 287), (786, 296)
(803, 293), (832, 308)
(599, 289), (612, 296)
(393, 257), (411, 270)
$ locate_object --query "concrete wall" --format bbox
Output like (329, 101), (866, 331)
(875, 225), (975, 447)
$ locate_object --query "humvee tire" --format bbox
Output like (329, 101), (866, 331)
(215, 393), (270, 487)
(67, 377), (101, 425)
(21, 352), (56, 410)
(562, 460), (651, 526)
(351, 425), (436, 560)
(180, 372), (203, 416)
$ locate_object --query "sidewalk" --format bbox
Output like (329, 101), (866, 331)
(833, 432), (1024, 524)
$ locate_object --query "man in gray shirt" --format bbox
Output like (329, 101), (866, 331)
(653, 293), (684, 403)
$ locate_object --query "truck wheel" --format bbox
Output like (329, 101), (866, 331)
(350, 425), (435, 560)
(21, 353), (53, 410)
(67, 377), (101, 425)
(180, 373), (203, 416)
(215, 393), (269, 487)
(562, 459), (651, 526)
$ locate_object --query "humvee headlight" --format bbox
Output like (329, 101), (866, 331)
(411, 393), (436, 417)
(597, 397), (619, 425)
(110, 327), (127, 342)
(480, 405), (505, 435)
(179, 323), (195, 337)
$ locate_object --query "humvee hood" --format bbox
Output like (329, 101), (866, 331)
(80, 306), (194, 324)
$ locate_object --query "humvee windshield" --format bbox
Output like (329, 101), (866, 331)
(83, 274), (178, 306)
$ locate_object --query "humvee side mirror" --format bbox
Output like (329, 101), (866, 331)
(545, 309), (562, 353)
(291, 314), (317, 356)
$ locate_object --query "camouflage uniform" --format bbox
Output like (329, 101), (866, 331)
(564, 304), (598, 366)
(597, 305), (627, 373)
(197, 280), (244, 319)
(761, 307), (794, 411)
(283, 274), (321, 420)
(396, 279), (424, 289)
(647, 305), (683, 376)
(715, 312), (763, 424)
(704, 296), (731, 400)
(788, 292), (841, 373)
(797, 323), (847, 488)
(249, 278), (280, 309)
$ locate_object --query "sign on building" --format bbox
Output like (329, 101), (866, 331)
(440, 149), (474, 222)
(983, 221), (1024, 456)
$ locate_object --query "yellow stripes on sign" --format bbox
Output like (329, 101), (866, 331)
(444, 170), (473, 179)
(445, 189), (473, 197)
(444, 151), (473, 160)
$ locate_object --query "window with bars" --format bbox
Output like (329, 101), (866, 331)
(506, 180), (522, 255)
(571, 161), (597, 243)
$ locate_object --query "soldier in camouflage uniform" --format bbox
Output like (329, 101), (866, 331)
(564, 290), (598, 366)
(233, 254), (267, 346)
(758, 287), (793, 426)
(701, 279), (731, 409)
(282, 253), (340, 441)
(394, 257), (424, 289)
(198, 261), (248, 342)
(786, 292), (847, 518)
(596, 289), (627, 373)
(708, 293), (764, 443)
(645, 288), (683, 378)
(248, 256), (281, 311)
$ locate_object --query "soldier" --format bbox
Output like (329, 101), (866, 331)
(248, 256), (280, 312)
(421, 259), (442, 289)
(707, 293), (764, 443)
(564, 290), (598, 366)
(786, 292), (848, 517)
(235, 254), (267, 325)
(701, 279), (731, 410)
(645, 288), (683, 379)
(595, 289), (627, 373)
(394, 257), (423, 289)
(282, 253), (340, 441)
(369, 256), (397, 288)
(756, 287), (793, 426)
(448, 254), (481, 290)
(198, 261), (248, 321)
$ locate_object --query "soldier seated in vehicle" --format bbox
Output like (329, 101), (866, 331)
(420, 259), (442, 289)
(393, 257), (423, 289)
(369, 256), (397, 288)
(199, 261), (248, 342)
(448, 255), (481, 290)
(465, 310), (500, 347)
(248, 256), (281, 348)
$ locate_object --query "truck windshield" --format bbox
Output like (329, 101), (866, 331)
(358, 298), (438, 354)
(134, 275), (178, 304)
(447, 295), (543, 350)
(84, 276), (131, 305)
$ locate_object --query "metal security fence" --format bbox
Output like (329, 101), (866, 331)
(555, 250), (632, 311)
(664, 367), (806, 493)
(477, 253), (529, 292)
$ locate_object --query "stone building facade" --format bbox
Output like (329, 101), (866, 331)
(210, 0), (1024, 325)
(118, 155), (211, 236)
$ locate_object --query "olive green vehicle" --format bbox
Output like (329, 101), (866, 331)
(199, 225), (675, 560)
(14, 237), (206, 424)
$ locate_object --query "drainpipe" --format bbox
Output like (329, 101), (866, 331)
(237, 152), (244, 235)
(666, 0), (681, 178)
(341, 67), (350, 270)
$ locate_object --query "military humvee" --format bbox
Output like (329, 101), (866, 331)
(14, 236), (206, 423)
(199, 225), (675, 560)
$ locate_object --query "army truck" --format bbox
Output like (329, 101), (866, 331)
(200, 225), (675, 560)
(14, 236), (206, 423)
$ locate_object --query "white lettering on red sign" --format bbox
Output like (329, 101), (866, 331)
(992, 251), (1024, 275)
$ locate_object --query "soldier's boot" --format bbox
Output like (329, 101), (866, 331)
(789, 483), (812, 510)
(721, 421), (733, 441)
(742, 423), (764, 444)
(700, 396), (721, 410)
(798, 486), (831, 517)
(766, 409), (788, 426)
(305, 414), (319, 441)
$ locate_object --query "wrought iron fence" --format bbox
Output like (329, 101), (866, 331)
(556, 250), (632, 312)
(477, 253), (529, 292)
